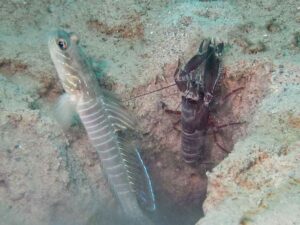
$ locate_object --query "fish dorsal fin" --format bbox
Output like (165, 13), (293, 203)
(99, 89), (137, 131)
(117, 136), (156, 212)
(98, 89), (155, 211)
(90, 58), (109, 79)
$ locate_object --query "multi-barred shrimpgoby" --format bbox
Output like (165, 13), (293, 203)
(48, 30), (156, 225)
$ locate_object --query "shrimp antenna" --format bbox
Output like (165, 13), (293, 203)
(122, 83), (177, 102)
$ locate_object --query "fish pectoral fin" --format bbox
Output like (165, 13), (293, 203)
(53, 93), (78, 128)
(118, 137), (156, 212)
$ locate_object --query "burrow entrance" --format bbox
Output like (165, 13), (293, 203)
(116, 59), (262, 225)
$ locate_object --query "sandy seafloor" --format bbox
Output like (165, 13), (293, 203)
(0, 0), (300, 225)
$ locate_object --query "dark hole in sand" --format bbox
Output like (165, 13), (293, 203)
(120, 70), (246, 225)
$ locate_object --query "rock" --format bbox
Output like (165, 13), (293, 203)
(196, 64), (300, 225)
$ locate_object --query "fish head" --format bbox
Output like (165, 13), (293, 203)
(48, 29), (94, 100)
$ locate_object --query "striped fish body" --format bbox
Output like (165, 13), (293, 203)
(48, 30), (155, 224)
(77, 98), (143, 218)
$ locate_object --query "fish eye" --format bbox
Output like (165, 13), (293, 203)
(57, 39), (67, 50)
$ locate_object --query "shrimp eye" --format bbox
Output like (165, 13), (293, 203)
(57, 39), (67, 50)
